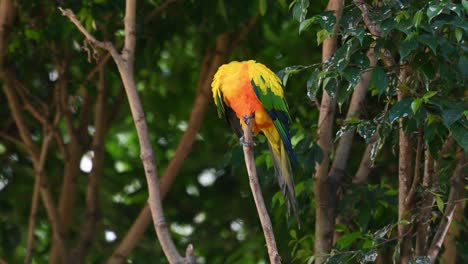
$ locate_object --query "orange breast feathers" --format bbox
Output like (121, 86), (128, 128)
(219, 63), (273, 133)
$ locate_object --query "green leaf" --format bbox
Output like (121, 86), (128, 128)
(389, 97), (413, 123)
(259, 0), (267, 16)
(458, 56), (468, 76)
(413, 10), (424, 28)
(427, 5), (444, 21)
(441, 107), (464, 128)
(409, 256), (430, 264)
(336, 232), (361, 249)
(418, 34), (438, 54)
(399, 38), (419, 60)
(25, 29), (40, 41)
(292, 0), (309, 23)
(299, 17), (317, 33)
(317, 11), (337, 33)
(342, 67), (361, 87)
(370, 66), (389, 95)
(455, 27), (463, 42)
(323, 77), (339, 97)
(411, 98), (423, 113)
(446, 3), (463, 17)
(463, 0), (468, 12)
(316, 29), (330, 46)
(450, 121), (468, 152)
(399, 219), (411, 225)
(436, 195), (444, 213)
(395, 10), (410, 23)
(422, 91), (437, 102)
(290, 229), (297, 239)
(307, 69), (320, 101)
(464, 110), (468, 119)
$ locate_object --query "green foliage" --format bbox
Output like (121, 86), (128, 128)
(0, 0), (466, 263)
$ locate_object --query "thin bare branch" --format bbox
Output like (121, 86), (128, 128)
(3, 83), (39, 159)
(427, 152), (466, 263)
(59, 8), (119, 59)
(40, 176), (69, 262)
(25, 128), (55, 264)
(70, 65), (109, 263)
(242, 116), (281, 264)
(0, 131), (28, 153)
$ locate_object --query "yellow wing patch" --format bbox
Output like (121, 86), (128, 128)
(245, 60), (283, 97)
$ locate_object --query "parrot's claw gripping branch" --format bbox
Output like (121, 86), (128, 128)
(240, 136), (256, 147)
(241, 114), (256, 147)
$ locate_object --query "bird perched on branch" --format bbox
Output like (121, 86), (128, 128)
(211, 60), (299, 226)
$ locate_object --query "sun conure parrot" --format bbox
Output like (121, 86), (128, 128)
(211, 60), (299, 225)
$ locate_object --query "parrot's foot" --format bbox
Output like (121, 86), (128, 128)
(240, 136), (256, 147)
(243, 113), (255, 123)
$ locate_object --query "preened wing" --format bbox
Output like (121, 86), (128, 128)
(251, 77), (296, 164)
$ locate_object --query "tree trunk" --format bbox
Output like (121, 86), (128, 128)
(313, 1), (343, 263)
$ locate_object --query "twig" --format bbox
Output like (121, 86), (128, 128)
(3, 83), (39, 159)
(25, 128), (54, 264)
(242, 115), (281, 264)
(427, 152), (466, 263)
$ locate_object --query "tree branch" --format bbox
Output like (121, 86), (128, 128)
(329, 47), (376, 184)
(397, 67), (415, 263)
(313, 0), (344, 263)
(70, 65), (109, 263)
(25, 127), (55, 264)
(2, 83), (39, 159)
(59, 8), (118, 59)
(353, 132), (379, 183)
(107, 25), (247, 264)
(352, 0), (395, 68)
(61, 2), (194, 263)
(242, 116), (281, 263)
(405, 131), (423, 206)
(415, 149), (434, 256)
(427, 152), (466, 263)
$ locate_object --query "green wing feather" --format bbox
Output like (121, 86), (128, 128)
(213, 87), (226, 119)
(251, 76), (295, 162)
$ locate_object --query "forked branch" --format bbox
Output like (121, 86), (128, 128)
(60, 1), (195, 263)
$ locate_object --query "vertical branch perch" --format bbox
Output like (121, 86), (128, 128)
(241, 115), (281, 264)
